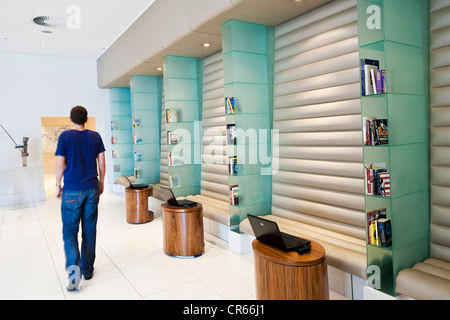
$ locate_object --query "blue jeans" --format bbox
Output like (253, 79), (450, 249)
(61, 186), (100, 278)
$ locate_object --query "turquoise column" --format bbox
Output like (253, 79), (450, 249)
(163, 55), (202, 197)
(110, 88), (134, 181)
(222, 20), (274, 232)
(130, 75), (162, 185)
(357, 0), (429, 296)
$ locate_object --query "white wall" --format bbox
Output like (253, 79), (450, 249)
(0, 52), (110, 206)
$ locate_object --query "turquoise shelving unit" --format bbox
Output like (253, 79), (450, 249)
(357, 0), (429, 296)
(222, 20), (274, 232)
(163, 55), (202, 197)
(109, 87), (134, 181)
(130, 75), (162, 185)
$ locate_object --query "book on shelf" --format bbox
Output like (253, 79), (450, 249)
(111, 135), (118, 144)
(112, 150), (119, 158)
(228, 156), (238, 175)
(134, 152), (142, 161)
(365, 163), (390, 197)
(367, 207), (386, 246)
(167, 131), (178, 145)
(132, 117), (141, 127)
(169, 174), (180, 188)
(363, 118), (388, 145)
(134, 168), (140, 178)
(229, 185), (239, 205)
(361, 58), (387, 96)
(114, 164), (120, 172)
(111, 120), (119, 130)
(227, 124), (237, 145)
(168, 152), (183, 166)
(133, 134), (143, 144)
(225, 97), (235, 115)
(377, 218), (392, 247)
(376, 70), (387, 94)
(366, 208), (391, 247)
(166, 109), (178, 123)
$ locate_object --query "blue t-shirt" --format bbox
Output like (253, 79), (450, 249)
(55, 129), (106, 191)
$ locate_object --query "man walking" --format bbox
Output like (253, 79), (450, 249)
(55, 106), (106, 291)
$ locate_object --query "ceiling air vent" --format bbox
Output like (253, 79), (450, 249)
(32, 16), (66, 28)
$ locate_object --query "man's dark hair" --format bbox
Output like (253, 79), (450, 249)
(70, 106), (88, 125)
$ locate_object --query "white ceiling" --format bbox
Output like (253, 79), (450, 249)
(0, 0), (155, 59)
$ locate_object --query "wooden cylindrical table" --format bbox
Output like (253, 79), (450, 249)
(125, 186), (154, 224)
(162, 203), (204, 258)
(252, 239), (329, 300)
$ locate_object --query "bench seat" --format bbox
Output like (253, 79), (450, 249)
(396, 258), (450, 300)
(180, 194), (230, 227)
(239, 215), (367, 279)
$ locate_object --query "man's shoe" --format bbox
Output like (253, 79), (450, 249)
(84, 271), (94, 280)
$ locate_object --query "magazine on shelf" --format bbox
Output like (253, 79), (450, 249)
(360, 58), (379, 96)
(133, 134), (142, 144)
(228, 156), (238, 175)
(166, 109), (178, 123)
(227, 124), (237, 145)
(132, 117), (141, 127)
(168, 152), (183, 166)
(134, 152), (142, 161)
(169, 174), (181, 188)
(111, 120), (119, 130)
(225, 97), (235, 114)
(229, 185), (239, 205)
(167, 131), (178, 145)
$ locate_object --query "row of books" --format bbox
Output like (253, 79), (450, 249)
(230, 185), (239, 205)
(360, 58), (387, 96)
(363, 118), (388, 145)
(365, 163), (390, 197)
(367, 208), (392, 247)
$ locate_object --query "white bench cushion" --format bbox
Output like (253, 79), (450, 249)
(181, 194), (230, 226)
(396, 258), (450, 300)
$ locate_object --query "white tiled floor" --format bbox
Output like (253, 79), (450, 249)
(0, 174), (348, 301)
(0, 191), (259, 300)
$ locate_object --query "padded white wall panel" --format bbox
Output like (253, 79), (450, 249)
(430, 0), (450, 262)
(201, 51), (227, 202)
(272, 0), (364, 239)
(160, 81), (168, 186)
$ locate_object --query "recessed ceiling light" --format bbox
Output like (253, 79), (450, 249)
(33, 16), (66, 28)
(203, 43), (211, 47)
(157, 67), (162, 71)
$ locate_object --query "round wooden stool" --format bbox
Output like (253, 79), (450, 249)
(162, 203), (204, 258)
(252, 239), (329, 300)
(125, 186), (153, 224)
